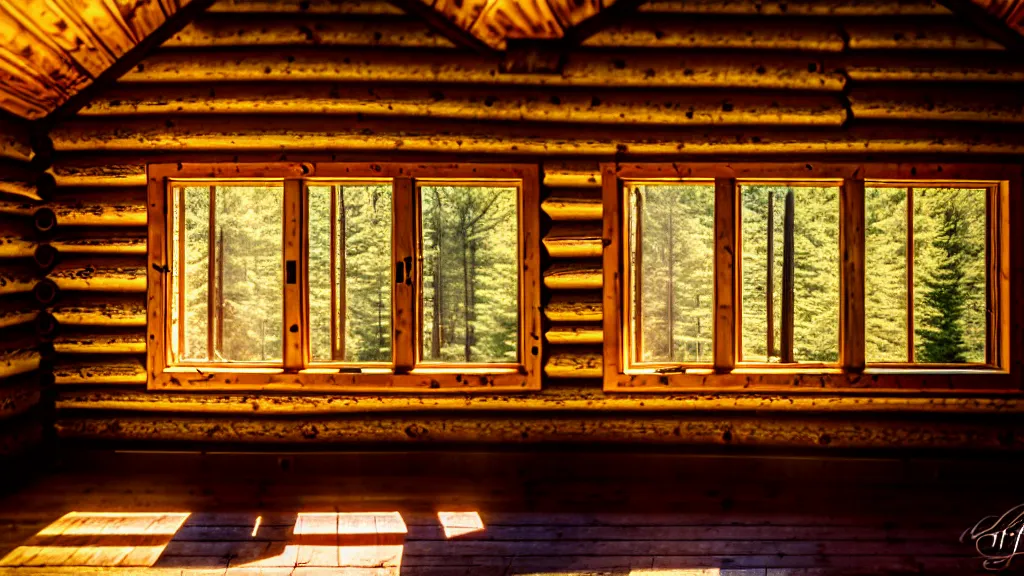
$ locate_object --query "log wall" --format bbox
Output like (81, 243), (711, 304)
(41, 0), (1024, 446)
(0, 115), (50, 464)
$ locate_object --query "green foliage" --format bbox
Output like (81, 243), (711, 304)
(865, 187), (908, 361)
(630, 185), (714, 363)
(741, 185), (839, 363)
(422, 186), (518, 363)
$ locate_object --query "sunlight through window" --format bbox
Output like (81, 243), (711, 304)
(437, 511), (485, 538)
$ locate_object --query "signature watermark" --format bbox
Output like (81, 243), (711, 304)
(963, 503), (1024, 571)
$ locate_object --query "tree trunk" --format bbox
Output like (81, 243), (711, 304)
(431, 187), (443, 359)
(781, 190), (796, 363)
(666, 201), (675, 362)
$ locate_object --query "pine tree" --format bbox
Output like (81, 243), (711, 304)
(916, 201), (971, 363)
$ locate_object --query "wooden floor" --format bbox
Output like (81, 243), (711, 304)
(0, 449), (1017, 575)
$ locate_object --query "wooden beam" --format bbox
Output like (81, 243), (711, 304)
(850, 87), (1024, 123)
(543, 223), (602, 258)
(546, 349), (603, 379)
(638, 0), (950, 16)
(936, 0), (1024, 52)
(542, 189), (603, 221)
(54, 356), (147, 385)
(80, 84), (848, 126)
(841, 178), (866, 372)
(391, 177), (415, 374)
(545, 293), (603, 322)
(545, 262), (602, 290)
(48, 258), (148, 293)
(584, 17), (845, 51)
(53, 330), (147, 354)
(845, 20), (1005, 50)
(49, 296), (147, 327)
(601, 163), (620, 390)
(714, 178), (737, 372)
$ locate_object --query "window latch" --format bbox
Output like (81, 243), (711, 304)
(286, 260), (297, 284)
(395, 260), (405, 284)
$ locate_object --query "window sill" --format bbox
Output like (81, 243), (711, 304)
(607, 368), (1013, 393)
(149, 366), (536, 392)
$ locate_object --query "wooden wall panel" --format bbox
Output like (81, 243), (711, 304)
(36, 0), (1024, 445)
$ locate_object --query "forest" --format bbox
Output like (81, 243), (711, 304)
(421, 185), (519, 364)
(629, 183), (986, 365)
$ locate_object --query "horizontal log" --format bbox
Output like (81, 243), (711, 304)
(53, 330), (147, 354)
(166, 15), (456, 48)
(126, 50), (845, 90)
(206, 0), (404, 14)
(42, 189), (148, 227)
(47, 258), (148, 293)
(49, 296), (147, 326)
(0, 373), (41, 421)
(546, 349), (603, 378)
(53, 117), (1024, 155)
(544, 263), (602, 290)
(51, 164), (147, 188)
(53, 385), (1024, 414)
(543, 162), (601, 188)
(543, 223), (603, 258)
(80, 84), (847, 126)
(0, 198), (37, 218)
(0, 180), (42, 202)
(54, 355), (147, 385)
(638, 0), (950, 15)
(0, 236), (36, 259)
(849, 88), (1024, 123)
(843, 55), (1024, 82)
(50, 230), (147, 255)
(49, 411), (1024, 449)
(542, 189), (603, 221)
(544, 293), (602, 322)
(0, 267), (37, 296)
(0, 298), (38, 330)
(546, 325), (603, 345)
(584, 18), (845, 51)
(845, 22), (1004, 51)
(0, 349), (40, 380)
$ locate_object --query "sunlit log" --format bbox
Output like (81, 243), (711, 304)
(638, 0), (949, 15)
(54, 118), (1024, 154)
(50, 230), (147, 255)
(544, 262), (602, 290)
(0, 298), (38, 330)
(53, 330), (147, 354)
(543, 223), (602, 258)
(542, 189), (602, 221)
(167, 16), (456, 48)
(0, 180), (42, 202)
(207, 0), (404, 14)
(49, 296), (147, 327)
(845, 22), (1004, 50)
(844, 54), (1024, 81)
(544, 293), (602, 322)
(849, 88), (1024, 122)
(124, 50), (845, 90)
(48, 258), (148, 293)
(545, 349), (603, 378)
(0, 116), (34, 163)
(55, 385), (1024, 414)
(38, 190), (148, 227)
(80, 85), (847, 126)
(584, 19), (845, 51)
(546, 325), (603, 345)
(53, 355), (147, 385)
(0, 266), (38, 296)
(542, 162), (601, 188)
(0, 349), (41, 380)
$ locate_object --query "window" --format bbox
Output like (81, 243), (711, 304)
(147, 163), (541, 391)
(603, 163), (1015, 392)
(865, 185), (993, 365)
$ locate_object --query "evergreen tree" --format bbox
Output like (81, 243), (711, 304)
(915, 200), (971, 363)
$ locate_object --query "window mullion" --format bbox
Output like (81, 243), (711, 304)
(207, 185), (216, 362)
(841, 177), (866, 372)
(393, 177), (416, 373)
(906, 186), (915, 363)
(283, 179), (304, 370)
(713, 177), (737, 372)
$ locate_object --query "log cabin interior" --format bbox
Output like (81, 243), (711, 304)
(2, 0), (1024, 573)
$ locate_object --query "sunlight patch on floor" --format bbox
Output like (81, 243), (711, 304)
(0, 512), (190, 568)
(437, 511), (485, 538)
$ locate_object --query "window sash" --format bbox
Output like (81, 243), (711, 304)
(602, 162), (1016, 392)
(147, 163), (541, 392)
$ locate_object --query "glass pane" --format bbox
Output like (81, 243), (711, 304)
(865, 187), (909, 362)
(421, 185), (518, 363)
(913, 187), (987, 363)
(740, 185), (840, 363)
(307, 184), (393, 363)
(628, 184), (714, 364)
(172, 184), (283, 363)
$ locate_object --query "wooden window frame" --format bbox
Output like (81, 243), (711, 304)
(147, 162), (542, 392)
(602, 162), (1021, 393)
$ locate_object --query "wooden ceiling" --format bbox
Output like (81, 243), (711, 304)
(0, 0), (199, 120)
(415, 0), (616, 49)
(1, 0), (1023, 121)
